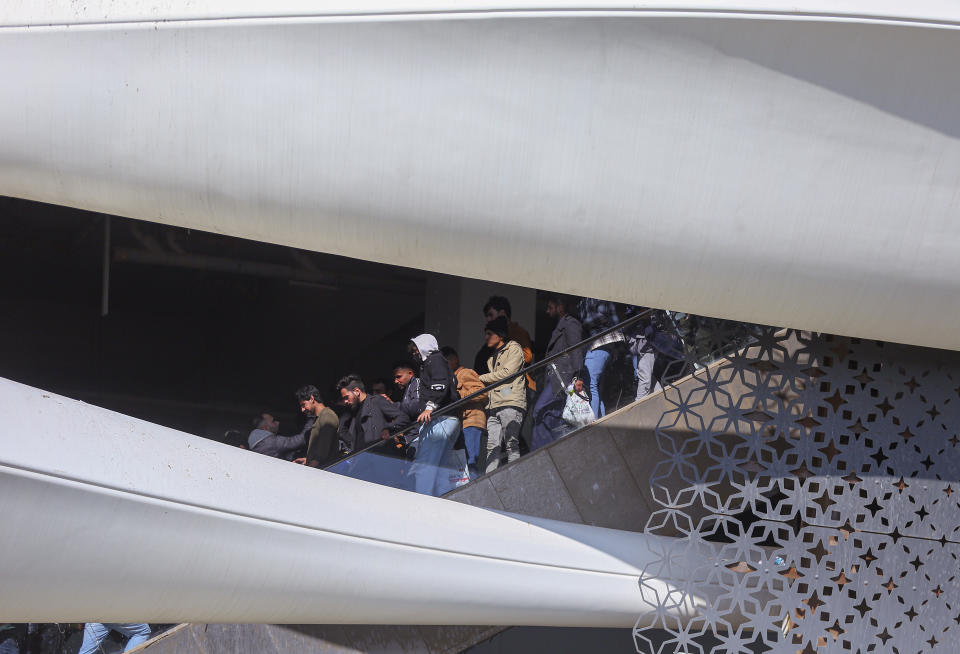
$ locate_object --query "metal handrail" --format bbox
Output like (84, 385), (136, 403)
(324, 307), (656, 468)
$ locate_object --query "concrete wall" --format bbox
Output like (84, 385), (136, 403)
(424, 275), (537, 361)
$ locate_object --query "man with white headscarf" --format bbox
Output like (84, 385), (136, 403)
(408, 333), (463, 495)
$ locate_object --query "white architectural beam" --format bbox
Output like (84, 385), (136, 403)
(1, 6), (958, 349)
(0, 376), (716, 625)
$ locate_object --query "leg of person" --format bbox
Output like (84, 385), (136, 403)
(0, 636), (19, 654)
(77, 623), (111, 654)
(541, 390), (571, 442)
(431, 417), (463, 495)
(410, 417), (459, 495)
(583, 348), (611, 417)
(483, 411), (504, 475)
(597, 348), (615, 417)
(530, 379), (560, 451)
(582, 349), (601, 418)
(112, 624), (152, 652)
(409, 419), (445, 495)
(501, 406), (524, 465)
(462, 426), (484, 479)
(518, 386), (536, 455)
(635, 350), (656, 400)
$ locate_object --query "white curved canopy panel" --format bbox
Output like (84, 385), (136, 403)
(4, 0), (960, 26)
(1, 4), (959, 349)
(0, 377), (718, 624)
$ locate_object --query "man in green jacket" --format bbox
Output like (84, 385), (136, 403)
(293, 385), (341, 467)
(478, 316), (527, 473)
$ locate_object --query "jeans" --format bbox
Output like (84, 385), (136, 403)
(0, 637), (18, 654)
(462, 426), (485, 479)
(79, 624), (151, 654)
(484, 406), (524, 474)
(409, 416), (460, 496)
(583, 347), (612, 417)
(530, 378), (568, 451)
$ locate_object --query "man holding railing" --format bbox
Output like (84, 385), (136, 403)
(478, 317), (527, 473)
(337, 375), (404, 452)
(292, 385), (341, 468)
(408, 334), (463, 495)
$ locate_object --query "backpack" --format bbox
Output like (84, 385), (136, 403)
(423, 351), (460, 409)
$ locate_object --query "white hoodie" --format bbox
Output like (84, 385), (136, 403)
(411, 333), (439, 360)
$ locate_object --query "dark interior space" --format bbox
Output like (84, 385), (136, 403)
(0, 196), (431, 440)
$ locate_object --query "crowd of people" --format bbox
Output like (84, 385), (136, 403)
(0, 298), (744, 654)
(230, 294), (691, 498)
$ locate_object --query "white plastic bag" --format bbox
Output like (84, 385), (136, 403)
(562, 386), (596, 428)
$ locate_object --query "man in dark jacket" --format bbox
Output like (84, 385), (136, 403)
(407, 333), (464, 495)
(388, 361), (420, 434)
(623, 307), (684, 399)
(337, 374), (405, 452)
(247, 412), (307, 460)
(336, 374), (408, 488)
(531, 295), (584, 450)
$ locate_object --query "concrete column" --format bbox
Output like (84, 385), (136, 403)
(425, 273), (537, 365)
(424, 273), (462, 352)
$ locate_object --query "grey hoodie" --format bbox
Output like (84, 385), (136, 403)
(247, 427), (308, 460)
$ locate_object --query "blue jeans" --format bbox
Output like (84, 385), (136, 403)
(530, 378), (568, 451)
(583, 347), (612, 417)
(409, 416), (460, 495)
(462, 426), (484, 479)
(79, 624), (151, 654)
(0, 637), (19, 654)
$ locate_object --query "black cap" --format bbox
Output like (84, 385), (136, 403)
(485, 316), (509, 339)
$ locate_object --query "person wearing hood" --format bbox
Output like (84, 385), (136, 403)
(408, 333), (463, 495)
(247, 412), (307, 460)
(478, 316), (527, 473)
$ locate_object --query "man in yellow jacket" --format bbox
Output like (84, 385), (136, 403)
(478, 316), (527, 473)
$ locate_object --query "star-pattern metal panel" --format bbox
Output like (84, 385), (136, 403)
(636, 327), (960, 654)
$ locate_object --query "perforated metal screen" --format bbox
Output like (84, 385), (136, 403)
(636, 328), (960, 654)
